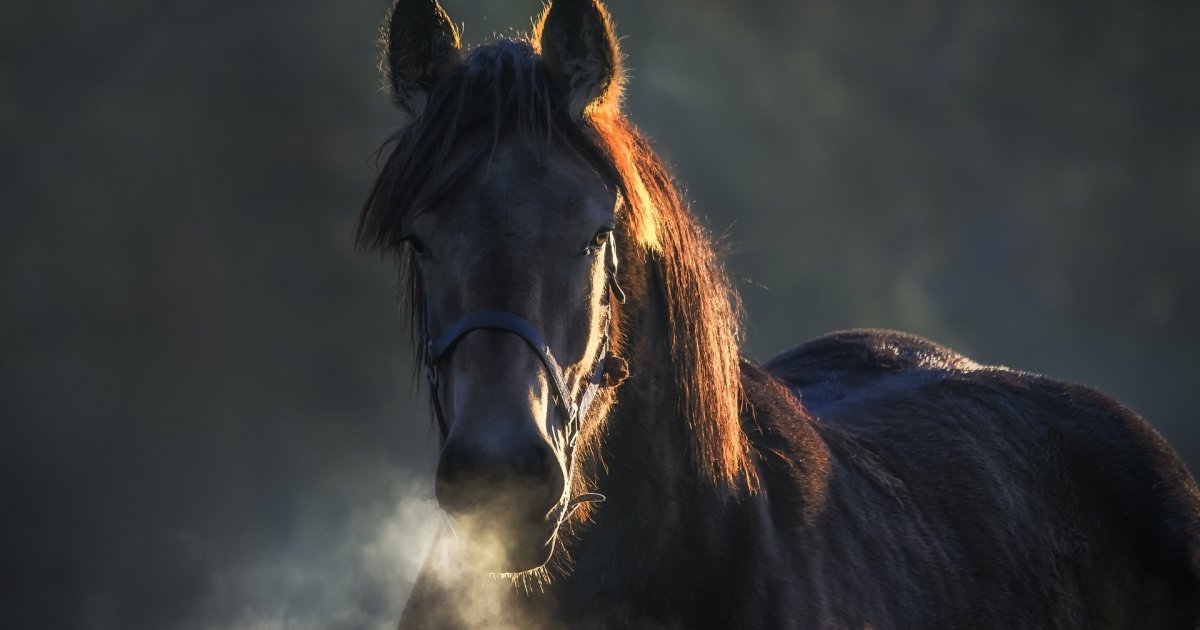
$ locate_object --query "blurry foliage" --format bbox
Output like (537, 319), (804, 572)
(1, 0), (1197, 627)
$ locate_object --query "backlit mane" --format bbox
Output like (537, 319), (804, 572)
(356, 40), (756, 490)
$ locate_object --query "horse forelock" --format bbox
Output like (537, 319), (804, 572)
(357, 37), (757, 492)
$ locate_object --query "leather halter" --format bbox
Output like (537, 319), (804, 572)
(419, 237), (625, 469)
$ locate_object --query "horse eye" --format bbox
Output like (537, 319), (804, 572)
(584, 229), (612, 255)
(402, 236), (427, 255)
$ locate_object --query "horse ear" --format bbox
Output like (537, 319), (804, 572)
(534, 0), (624, 119)
(382, 0), (462, 116)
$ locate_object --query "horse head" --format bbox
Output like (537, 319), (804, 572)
(364, 0), (628, 574)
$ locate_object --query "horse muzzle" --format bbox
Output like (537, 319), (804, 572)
(435, 433), (566, 572)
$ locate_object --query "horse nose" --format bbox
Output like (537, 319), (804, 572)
(435, 433), (563, 516)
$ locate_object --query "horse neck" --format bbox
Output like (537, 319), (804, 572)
(561, 249), (834, 608)
(565, 253), (744, 594)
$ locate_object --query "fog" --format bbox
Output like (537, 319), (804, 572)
(3, 0), (1197, 627)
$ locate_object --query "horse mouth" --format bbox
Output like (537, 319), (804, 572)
(443, 496), (563, 573)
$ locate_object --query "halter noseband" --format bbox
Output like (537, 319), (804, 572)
(419, 237), (625, 474)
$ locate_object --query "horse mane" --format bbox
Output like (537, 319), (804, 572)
(356, 40), (756, 491)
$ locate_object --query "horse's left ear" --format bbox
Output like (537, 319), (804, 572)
(534, 0), (624, 119)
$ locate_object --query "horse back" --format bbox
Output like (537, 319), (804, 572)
(754, 329), (1200, 628)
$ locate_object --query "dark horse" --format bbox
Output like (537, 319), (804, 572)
(357, 1), (1200, 627)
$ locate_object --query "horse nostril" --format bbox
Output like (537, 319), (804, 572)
(435, 436), (561, 515)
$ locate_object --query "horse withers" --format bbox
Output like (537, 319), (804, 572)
(356, 1), (1200, 627)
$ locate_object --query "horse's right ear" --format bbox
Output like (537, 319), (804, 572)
(381, 0), (462, 117)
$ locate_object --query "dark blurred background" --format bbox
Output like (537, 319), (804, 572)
(2, 0), (1197, 627)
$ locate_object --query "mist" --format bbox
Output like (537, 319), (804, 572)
(2, 0), (1197, 627)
